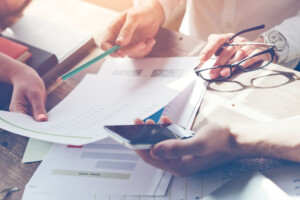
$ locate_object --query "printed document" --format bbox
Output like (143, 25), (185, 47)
(0, 57), (206, 145)
(23, 137), (172, 197)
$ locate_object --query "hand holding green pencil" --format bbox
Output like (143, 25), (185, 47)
(57, 45), (120, 82)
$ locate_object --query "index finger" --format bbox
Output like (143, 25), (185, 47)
(198, 33), (234, 65)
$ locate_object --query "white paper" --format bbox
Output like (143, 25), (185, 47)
(202, 158), (300, 197)
(24, 137), (171, 196)
(22, 174), (204, 200)
(0, 57), (205, 145)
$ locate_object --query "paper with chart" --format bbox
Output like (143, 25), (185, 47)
(22, 72), (207, 163)
(0, 57), (205, 145)
(23, 137), (172, 197)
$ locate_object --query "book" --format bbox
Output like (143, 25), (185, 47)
(0, 37), (32, 62)
(4, 36), (59, 77)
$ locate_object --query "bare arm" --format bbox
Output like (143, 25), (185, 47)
(232, 117), (300, 162)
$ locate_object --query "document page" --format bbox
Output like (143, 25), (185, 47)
(202, 158), (300, 197)
(0, 57), (205, 145)
(24, 137), (172, 196)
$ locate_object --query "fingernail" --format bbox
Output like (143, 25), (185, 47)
(38, 114), (48, 121)
(117, 36), (124, 42)
(150, 39), (156, 47)
(138, 42), (146, 50)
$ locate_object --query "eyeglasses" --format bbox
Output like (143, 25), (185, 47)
(194, 25), (278, 81)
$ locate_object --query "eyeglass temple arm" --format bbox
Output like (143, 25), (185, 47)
(227, 24), (265, 42)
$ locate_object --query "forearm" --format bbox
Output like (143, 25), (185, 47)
(0, 52), (28, 84)
(231, 117), (300, 162)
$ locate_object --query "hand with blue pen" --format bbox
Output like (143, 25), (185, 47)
(101, 0), (164, 58)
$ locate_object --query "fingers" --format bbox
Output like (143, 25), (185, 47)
(133, 118), (156, 125)
(240, 50), (266, 69)
(209, 37), (247, 79)
(198, 33), (234, 63)
(101, 14), (127, 57)
(134, 116), (172, 125)
(101, 41), (125, 57)
(116, 13), (140, 47)
(218, 45), (254, 77)
(145, 119), (156, 124)
(27, 89), (48, 121)
(9, 94), (29, 115)
(150, 137), (202, 159)
(123, 38), (156, 58)
(160, 116), (172, 124)
(134, 118), (144, 125)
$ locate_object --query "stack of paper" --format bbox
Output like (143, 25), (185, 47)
(0, 57), (206, 145)
(16, 57), (208, 199)
(23, 138), (172, 199)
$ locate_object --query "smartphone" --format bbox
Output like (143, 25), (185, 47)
(104, 124), (194, 149)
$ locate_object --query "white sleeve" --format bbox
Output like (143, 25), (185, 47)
(264, 10), (300, 63)
(158, 0), (184, 25)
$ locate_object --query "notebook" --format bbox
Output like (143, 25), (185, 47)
(0, 36), (32, 62)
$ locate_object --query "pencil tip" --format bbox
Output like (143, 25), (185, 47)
(56, 77), (63, 82)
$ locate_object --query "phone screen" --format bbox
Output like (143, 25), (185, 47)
(104, 124), (187, 146)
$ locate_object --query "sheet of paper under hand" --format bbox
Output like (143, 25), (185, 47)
(0, 57), (207, 145)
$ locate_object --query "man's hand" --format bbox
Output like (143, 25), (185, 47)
(9, 65), (48, 122)
(101, 0), (165, 58)
(134, 117), (240, 177)
(198, 33), (272, 80)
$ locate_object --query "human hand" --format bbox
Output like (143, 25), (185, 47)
(9, 65), (48, 122)
(198, 33), (272, 80)
(134, 117), (240, 177)
(101, 0), (165, 58)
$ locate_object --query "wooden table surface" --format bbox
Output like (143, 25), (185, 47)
(1, 0), (300, 199)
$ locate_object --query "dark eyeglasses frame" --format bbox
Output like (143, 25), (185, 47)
(194, 24), (278, 81)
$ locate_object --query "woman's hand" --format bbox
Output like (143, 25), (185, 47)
(134, 117), (240, 177)
(101, 0), (165, 58)
(198, 33), (272, 80)
(9, 65), (48, 122)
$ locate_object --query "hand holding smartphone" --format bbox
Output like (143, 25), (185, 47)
(104, 124), (194, 149)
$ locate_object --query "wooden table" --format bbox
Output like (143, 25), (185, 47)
(1, 0), (300, 199)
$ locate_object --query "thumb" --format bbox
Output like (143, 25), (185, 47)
(116, 15), (138, 47)
(28, 93), (48, 122)
(150, 138), (199, 159)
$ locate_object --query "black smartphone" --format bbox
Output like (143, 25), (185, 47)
(104, 124), (194, 149)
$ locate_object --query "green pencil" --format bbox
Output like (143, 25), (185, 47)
(57, 45), (121, 82)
